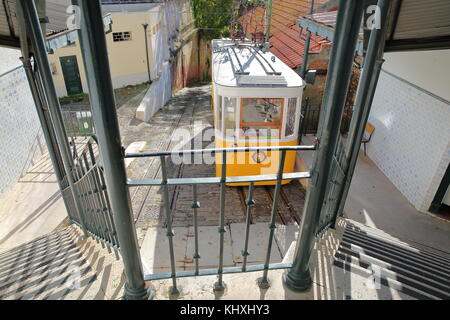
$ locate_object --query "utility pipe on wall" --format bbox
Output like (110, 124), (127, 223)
(142, 23), (152, 84)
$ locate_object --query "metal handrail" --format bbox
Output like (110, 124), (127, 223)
(124, 144), (316, 158)
(127, 172), (312, 187)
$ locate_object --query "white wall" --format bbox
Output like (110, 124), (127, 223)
(367, 68), (450, 212)
(136, 61), (172, 122)
(383, 50), (450, 101)
(0, 48), (22, 74)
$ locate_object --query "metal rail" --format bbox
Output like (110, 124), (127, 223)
(125, 145), (316, 158)
(144, 262), (293, 281)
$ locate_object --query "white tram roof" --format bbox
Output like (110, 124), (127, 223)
(212, 39), (305, 89)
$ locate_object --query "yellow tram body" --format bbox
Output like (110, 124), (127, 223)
(211, 39), (305, 186)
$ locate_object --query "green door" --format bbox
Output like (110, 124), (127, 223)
(60, 55), (83, 96)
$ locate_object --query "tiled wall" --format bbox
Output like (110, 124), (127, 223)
(367, 70), (450, 212)
(0, 66), (44, 198)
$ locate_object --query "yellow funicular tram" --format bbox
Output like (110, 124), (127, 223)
(212, 38), (306, 185)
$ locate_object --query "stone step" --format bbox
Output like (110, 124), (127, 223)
(331, 219), (450, 300)
(0, 225), (124, 300)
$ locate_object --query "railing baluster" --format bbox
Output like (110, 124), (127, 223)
(191, 184), (201, 276)
(80, 161), (102, 242)
(96, 166), (120, 248)
(81, 153), (104, 244)
(160, 155), (179, 295)
(88, 140), (96, 165)
(258, 150), (286, 289)
(73, 163), (91, 232)
(242, 182), (255, 272)
(214, 151), (227, 291)
(86, 166), (109, 248)
(86, 172), (106, 247)
(83, 147), (112, 246)
(90, 165), (114, 249)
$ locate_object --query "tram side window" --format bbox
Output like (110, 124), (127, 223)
(240, 98), (283, 138)
(216, 95), (223, 132)
(285, 98), (298, 137)
(224, 97), (237, 138)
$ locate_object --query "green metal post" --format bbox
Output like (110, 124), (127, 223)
(18, 0), (88, 237)
(20, 59), (71, 208)
(15, 2), (67, 189)
(265, 0), (273, 43)
(75, 0), (150, 300)
(283, 0), (366, 292)
(333, 0), (392, 225)
(299, 31), (311, 78)
(299, 0), (314, 78)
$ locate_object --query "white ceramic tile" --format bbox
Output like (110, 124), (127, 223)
(368, 71), (450, 211)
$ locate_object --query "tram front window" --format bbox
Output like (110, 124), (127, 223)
(240, 98), (283, 139)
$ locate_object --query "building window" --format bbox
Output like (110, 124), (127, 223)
(113, 31), (132, 42)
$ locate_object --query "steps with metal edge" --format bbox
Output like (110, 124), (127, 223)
(332, 219), (450, 300)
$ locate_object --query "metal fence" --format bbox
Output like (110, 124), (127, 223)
(125, 145), (315, 292)
(299, 103), (322, 137)
(299, 102), (354, 141)
(67, 136), (120, 250)
(316, 139), (347, 236)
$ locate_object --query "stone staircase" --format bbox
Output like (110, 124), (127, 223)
(1, 218), (448, 300)
(0, 225), (125, 300)
(329, 219), (450, 300)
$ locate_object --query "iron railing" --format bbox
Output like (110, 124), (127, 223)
(299, 103), (354, 141)
(316, 139), (347, 236)
(67, 136), (120, 250)
(125, 145), (315, 292)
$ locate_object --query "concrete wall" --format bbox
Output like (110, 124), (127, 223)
(49, 8), (162, 97)
(0, 66), (45, 199)
(137, 0), (201, 120)
(172, 31), (200, 92)
(170, 0), (202, 93)
(136, 61), (172, 122)
(367, 65), (450, 212)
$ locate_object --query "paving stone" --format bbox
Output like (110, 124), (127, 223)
(229, 223), (282, 265)
(184, 226), (234, 270)
(140, 227), (189, 274)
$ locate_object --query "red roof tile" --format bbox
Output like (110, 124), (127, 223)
(239, 0), (330, 69)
